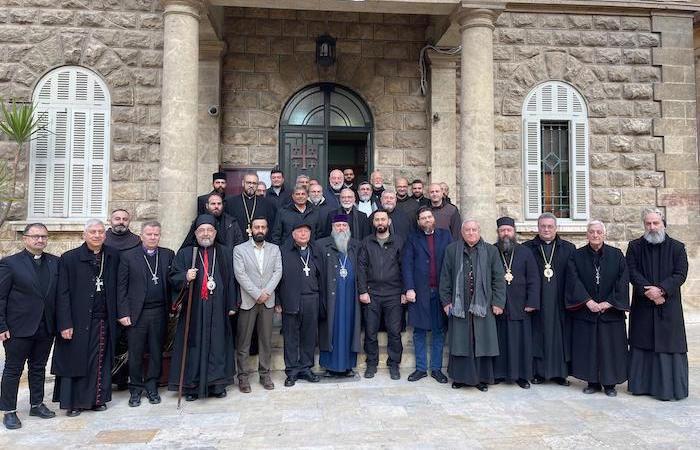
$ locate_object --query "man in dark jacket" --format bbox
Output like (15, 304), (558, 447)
(378, 189), (413, 241)
(396, 177), (428, 221)
(428, 183), (461, 240)
(266, 168), (291, 211)
(493, 217), (540, 389)
(52, 219), (128, 416)
(402, 207), (452, 383)
(309, 183), (335, 238)
(317, 215), (362, 377)
(358, 210), (405, 380)
(271, 185), (322, 245)
(325, 188), (371, 241)
(0, 223), (59, 429)
(196, 171), (228, 214)
(181, 193), (244, 250)
(277, 223), (325, 387)
(117, 221), (175, 407)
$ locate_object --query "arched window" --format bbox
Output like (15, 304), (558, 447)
(522, 81), (589, 221)
(29, 66), (110, 219)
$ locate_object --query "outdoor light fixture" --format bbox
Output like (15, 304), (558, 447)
(316, 34), (336, 67)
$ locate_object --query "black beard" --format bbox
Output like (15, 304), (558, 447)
(215, 187), (225, 194)
(112, 224), (127, 235)
(252, 233), (265, 243)
(498, 237), (514, 253)
(376, 226), (388, 234)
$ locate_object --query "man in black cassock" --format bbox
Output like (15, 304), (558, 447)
(52, 220), (128, 416)
(117, 221), (175, 406)
(104, 209), (141, 251)
(626, 208), (688, 401)
(197, 171), (228, 214)
(181, 192), (244, 250)
(440, 220), (506, 392)
(226, 172), (276, 241)
(277, 223), (324, 387)
(325, 188), (371, 240)
(523, 212), (575, 386)
(0, 223), (58, 429)
(567, 220), (629, 397)
(168, 215), (237, 401)
(493, 217), (540, 389)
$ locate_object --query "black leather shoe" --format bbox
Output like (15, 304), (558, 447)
(66, 409), (82, 417)
(211, 389), (227, 398)
(92, 404), (107, 412)
(299, 371), (320, 383)
(531, 376), (544, 384)
(147, 392), (161, 404)
(185, 394), (198, 402)
(128, 392), (141, 407)
(364, 366), (377, 379)
(3, 412), (21, 430)
(494, 378), (504, 385)
(408, 370), (427, 382)
(389, 366), (400, 380)
(431, 370), (448, 384)
(284, 376), (296, 387)
(476, 383), (489, 392)
(29, 403), (56, 419)
(554, 377), (570, 386)
(516, 379), (531, 389)
(604, 387), (617, 397)
(451, 382), (466, 389)
(583, 383), (601, 394)
(343, 369), (356, 378)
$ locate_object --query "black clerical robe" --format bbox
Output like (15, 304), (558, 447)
(494, 243), (540, 382)
(168, 245), (237, 397)
(105, 229), (140, 251)
(52, 244), (124, 410)
(567, 244), (629, 386)
(626, 235), (688, 400)
(522, 235), (576, 380)
(226, 194), (276, 241)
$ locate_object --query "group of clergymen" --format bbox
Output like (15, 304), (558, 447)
(0, 168), (690, 431)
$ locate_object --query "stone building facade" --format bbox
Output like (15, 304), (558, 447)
(0, 0), (698, 305)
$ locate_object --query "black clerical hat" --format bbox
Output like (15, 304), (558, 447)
(332, 214), (349, 224)
(497, 216), (516, 228)
(212, 172), (226, 182)
(292, 222), (312, 232)
(195, 214), (217, 228)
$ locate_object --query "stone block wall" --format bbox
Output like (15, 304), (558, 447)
(0, 0), (164, 254)
(220, 8), (430, 185)
(492, 11), (699, 307)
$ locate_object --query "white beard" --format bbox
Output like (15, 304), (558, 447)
(332, 229), (351, 254)
(643, 229), (666, 244)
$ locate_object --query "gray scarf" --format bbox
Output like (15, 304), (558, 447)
(452, 238), (489, 318)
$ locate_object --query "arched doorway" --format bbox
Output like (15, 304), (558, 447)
(279, 83), (373, 186)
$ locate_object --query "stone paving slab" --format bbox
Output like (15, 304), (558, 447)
(0, 314), (699, 448)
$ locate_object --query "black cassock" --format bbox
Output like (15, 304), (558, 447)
(494, 243), (540, 382)
(523, 235), (575, 380)
(168, 245), (237, 397)
(566, 244), (629, 386)
(626, 235), (688, 401)
(52, 244), (123, 410)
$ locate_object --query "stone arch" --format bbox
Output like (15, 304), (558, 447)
(14, 31), (134, 106)
(500, 51), (599, 116)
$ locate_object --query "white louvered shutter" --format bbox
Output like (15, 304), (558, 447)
(570, 119), (589, 220)
(29, 67), (110, 219)
(523, 118), (542, 220)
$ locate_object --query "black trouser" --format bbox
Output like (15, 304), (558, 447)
(127, 307), (166, 395)
(282, 294), (319, 378)
(0, 328), (53, 412)
(363, 293), (403, 368)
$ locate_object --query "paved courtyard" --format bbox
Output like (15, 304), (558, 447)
(0, 314), (698, 449)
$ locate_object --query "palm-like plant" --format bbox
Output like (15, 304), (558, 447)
(0, 99), (45, 227)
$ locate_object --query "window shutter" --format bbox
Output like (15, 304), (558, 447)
(29, 66), (110, 220)
(523, 118), (542, 220)
(571, 119), (589, 220)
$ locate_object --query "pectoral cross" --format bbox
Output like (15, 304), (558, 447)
(152, 274), (159, 285)
(95, 278), (104, 292)
(595, 267), (600, 285)
(246, 225), (252, 238)
(303, 266), (310, 277)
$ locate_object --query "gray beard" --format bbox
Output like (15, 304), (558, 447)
(197, 238), (214, 247)
(332, 229), (351, 254)
(498, 237), (514, 253)
(359, 195), (371, 202)
(643, 229), (666, 245)
(111, 224), (127, 235)
(310, 198), (322, 206)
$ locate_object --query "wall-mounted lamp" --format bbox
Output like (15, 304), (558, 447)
(316, 34), (337, 67)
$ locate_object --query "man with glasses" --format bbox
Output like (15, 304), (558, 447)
(226, 172), (276, 242)
(0, 224), (59, 429)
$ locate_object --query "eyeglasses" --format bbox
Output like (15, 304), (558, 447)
(24, 235), (48, 240)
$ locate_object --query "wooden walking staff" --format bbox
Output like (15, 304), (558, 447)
(177, 247), (198, 409)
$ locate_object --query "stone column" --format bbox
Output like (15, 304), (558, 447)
(198, 40), (226, 196)
(456, 7), (502, 242)
(427, 52), (458, 203)
(159, 0), (203, 250)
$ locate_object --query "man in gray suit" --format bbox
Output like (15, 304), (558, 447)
(233, 217), (283, 392)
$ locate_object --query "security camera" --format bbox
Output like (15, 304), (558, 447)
(207, 105), (220, 117)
